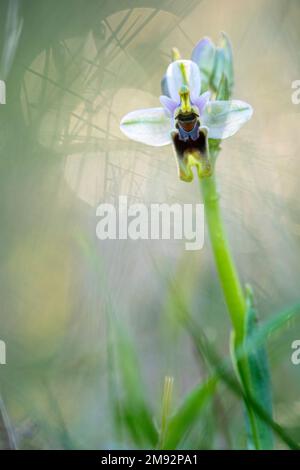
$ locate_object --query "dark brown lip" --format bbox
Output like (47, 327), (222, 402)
(176, 112), (198, 122)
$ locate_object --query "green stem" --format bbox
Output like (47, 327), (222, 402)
(199, 173), (265, 448)
(199, 174), (246, 346)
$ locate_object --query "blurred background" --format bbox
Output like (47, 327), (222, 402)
(0, 0), (300, 449)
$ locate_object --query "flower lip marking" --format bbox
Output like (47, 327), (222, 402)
(177, 120), (200, 142)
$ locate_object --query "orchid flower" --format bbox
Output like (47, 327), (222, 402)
(120, 38), (252, 182)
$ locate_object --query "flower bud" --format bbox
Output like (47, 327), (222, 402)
(191, 32), (234, 98)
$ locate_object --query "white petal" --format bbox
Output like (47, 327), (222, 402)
(120, 107), (172, 147)
(165, 60), (201, 102)
(202, 100), (253, 139)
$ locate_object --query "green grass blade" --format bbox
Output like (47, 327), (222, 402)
(109, 317), (158, 448)
(0, 396), (17, 450)
(184, 314), (300, 449)
(235, 288), (274, 449)
(162, 377), (217, 450)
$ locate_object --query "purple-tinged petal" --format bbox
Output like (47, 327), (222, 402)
(159, 95), (178, 117)
(191, 37), (215, 69)
(193, 91), (211, 116)
(191, 37), (216, 90)
(161, 74), (170, 97)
